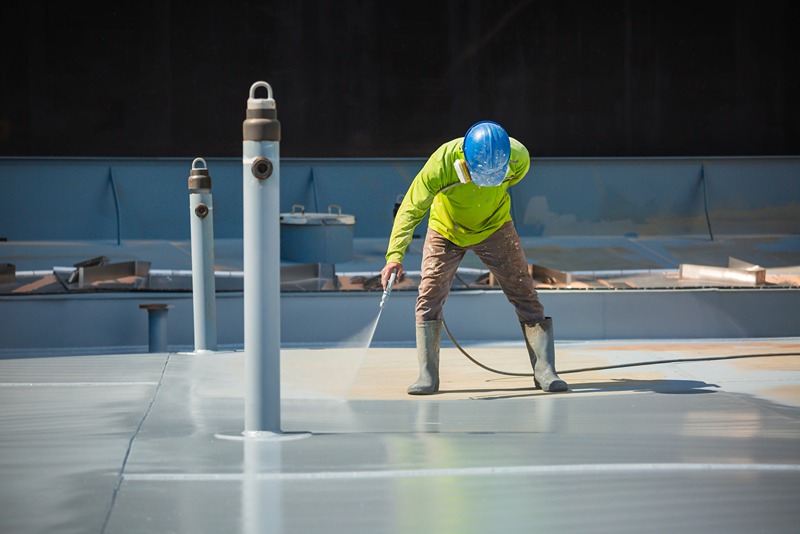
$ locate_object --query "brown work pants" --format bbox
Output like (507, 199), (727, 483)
(416, 221), (546, 323)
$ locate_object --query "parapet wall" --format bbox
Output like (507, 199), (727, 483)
(1, 156), (798, 242)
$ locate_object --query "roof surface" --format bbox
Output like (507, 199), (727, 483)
(1, 337), (799, 533)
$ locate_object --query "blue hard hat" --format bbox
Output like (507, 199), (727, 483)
(463, 121), (511, 187)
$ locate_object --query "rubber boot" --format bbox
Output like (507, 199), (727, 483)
(521, 317), (568, 392)
(408, 320), (441, 395)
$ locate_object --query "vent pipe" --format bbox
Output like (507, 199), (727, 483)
(188, 157), (218, 352)
(242, 81), (281, 434)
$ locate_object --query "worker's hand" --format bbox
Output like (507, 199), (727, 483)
(381, 262), (403, 290)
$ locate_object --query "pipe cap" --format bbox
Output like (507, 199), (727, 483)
(188, 158), (212, 190)
(248, 81), (276, 110)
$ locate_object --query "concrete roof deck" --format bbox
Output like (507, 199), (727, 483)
(1, 337), (799, 533)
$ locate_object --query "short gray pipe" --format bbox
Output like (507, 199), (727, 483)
(139, 304), (172, 353)
(188, 158), (218, 352)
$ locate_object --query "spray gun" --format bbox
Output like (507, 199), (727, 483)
(379, 270), (397, 310)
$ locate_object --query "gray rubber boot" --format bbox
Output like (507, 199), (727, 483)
(521, 317), (568, 392)
(407, 320), (441, 395)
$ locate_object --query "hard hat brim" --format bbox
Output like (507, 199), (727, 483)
(470, 165), (509, 187)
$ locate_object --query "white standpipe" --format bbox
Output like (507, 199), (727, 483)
(188, 158), (218, 352)
(243, 81), (282, 434)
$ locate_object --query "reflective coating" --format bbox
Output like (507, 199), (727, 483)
(1, 340), (799, 533)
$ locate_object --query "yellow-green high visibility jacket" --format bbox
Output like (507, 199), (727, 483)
(386, 137), (530, 264)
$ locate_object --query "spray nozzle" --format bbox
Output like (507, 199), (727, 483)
(379, 270), (397, 310)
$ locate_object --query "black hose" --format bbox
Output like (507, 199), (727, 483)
(700, 162), (715, 242)
(559, 352), (800, 374)
(442, 317), (532, 377)
(108, 167), (121, 245)
(442, 318), (799, 376)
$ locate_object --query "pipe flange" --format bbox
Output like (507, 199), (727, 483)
(251, 157), (273, 180)
(195, 203), (209, 219)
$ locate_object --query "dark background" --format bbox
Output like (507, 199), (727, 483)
(1, 0), (797, 158)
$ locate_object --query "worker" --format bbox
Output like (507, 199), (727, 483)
(380, 120), (568, 395)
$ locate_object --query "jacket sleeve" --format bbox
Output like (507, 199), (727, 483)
(505, 138), (531, 187)
(385, 144), (452, 263)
